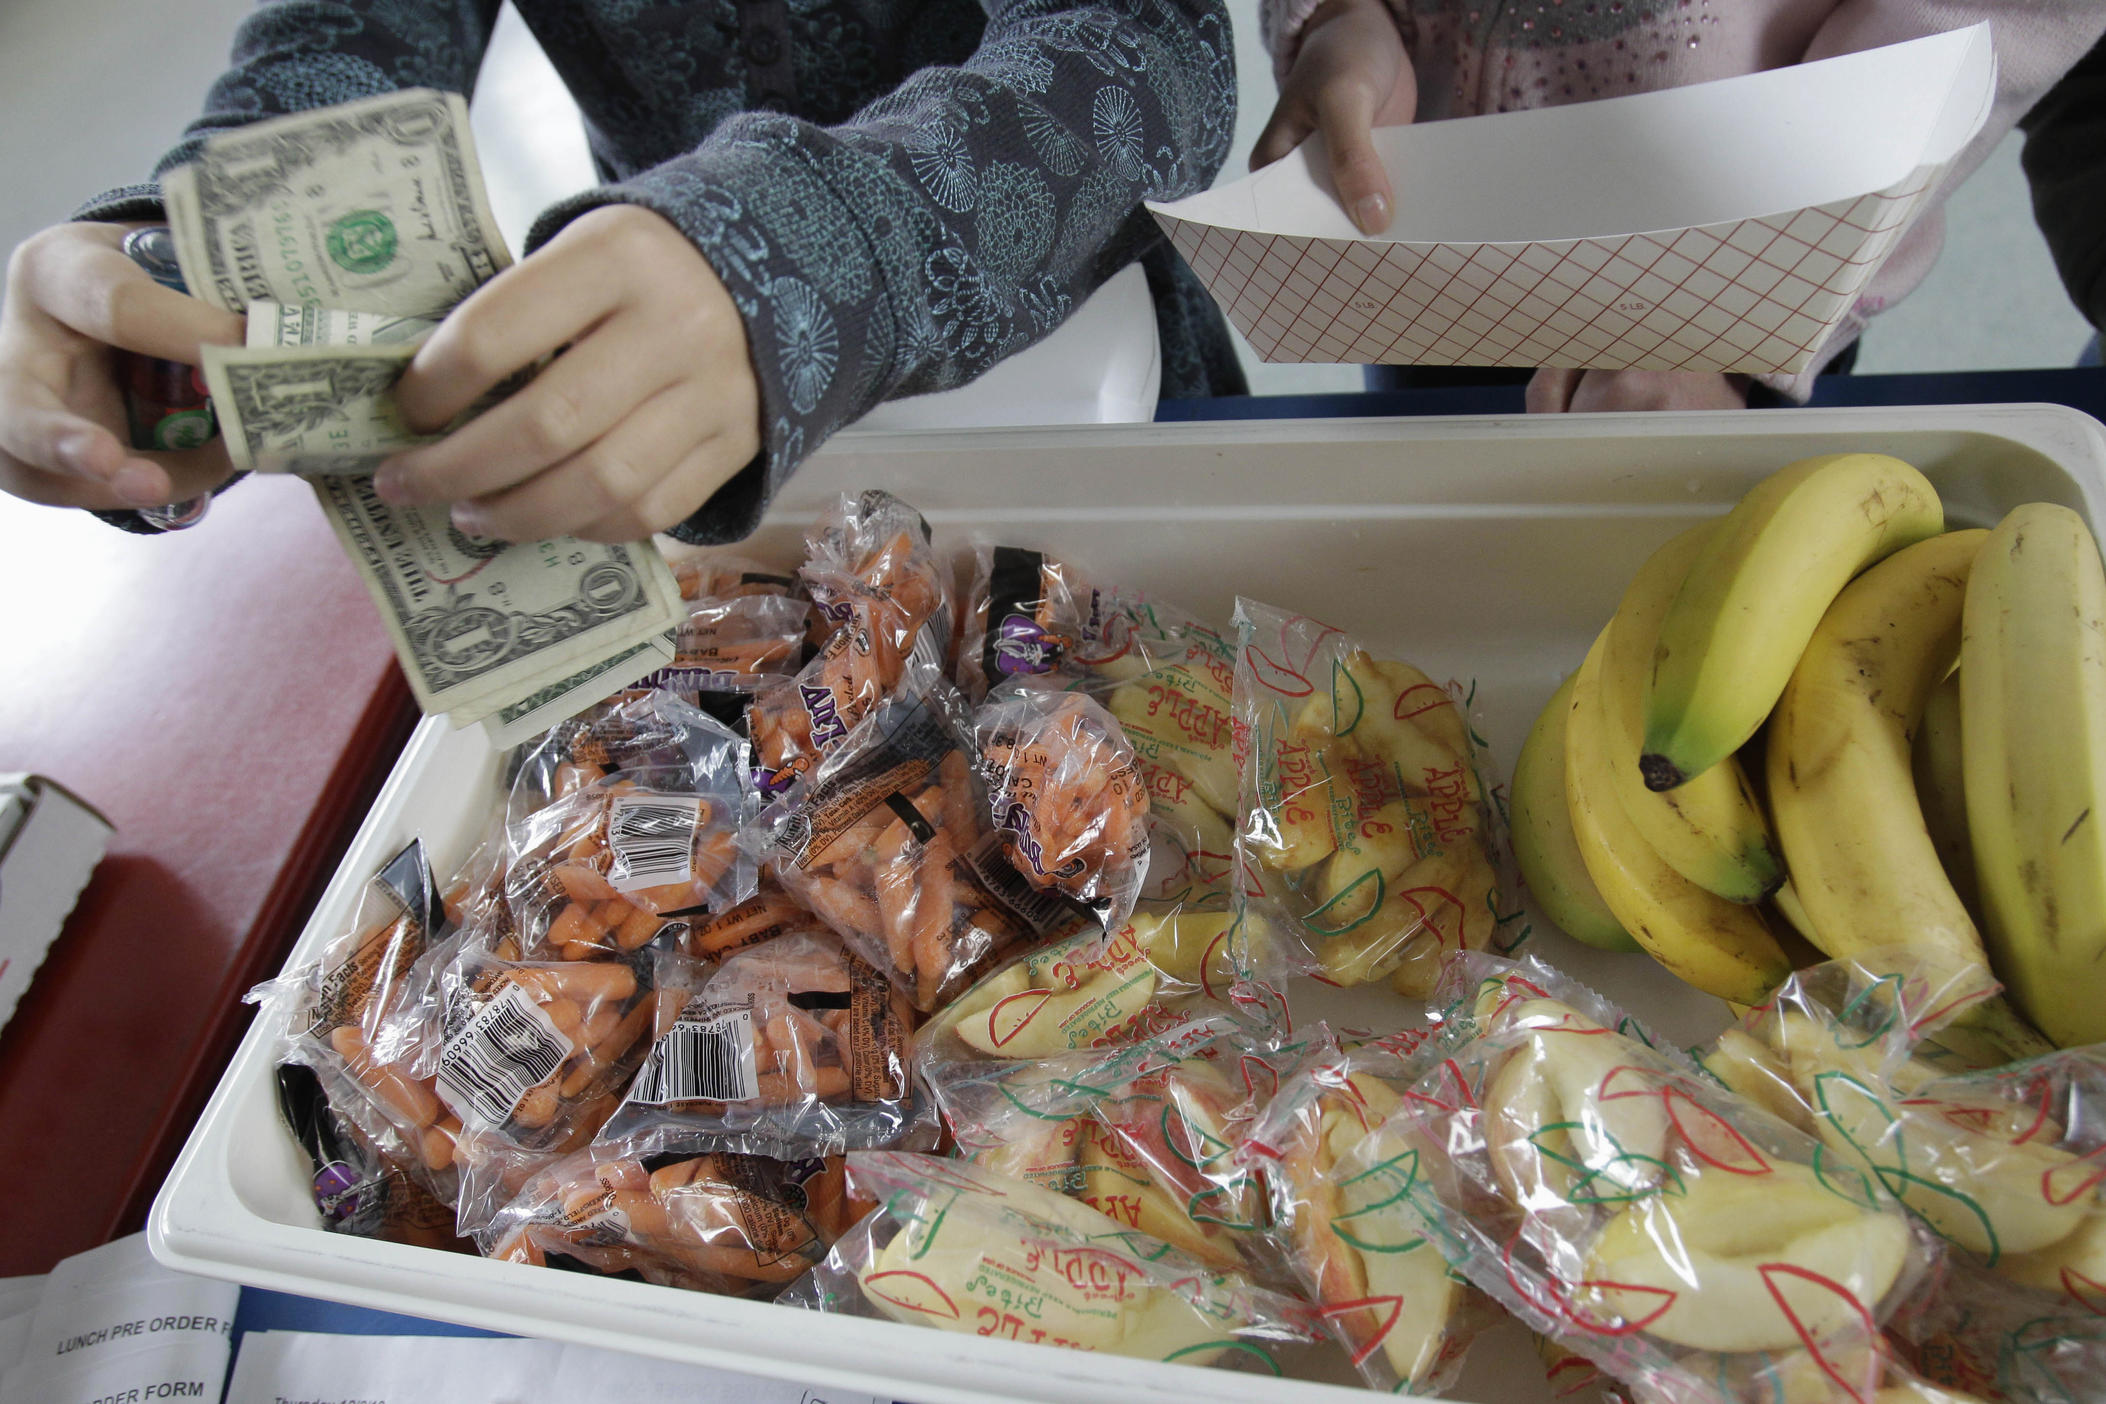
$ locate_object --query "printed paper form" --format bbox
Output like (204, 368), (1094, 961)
(224, 1331), (893, 1404)
(1150, 26), (1995, 373)
(0, 1235), (237, 1404)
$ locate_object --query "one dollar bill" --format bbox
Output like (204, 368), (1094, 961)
(246, 299), (681, 729)
(164, 89), (509, 318)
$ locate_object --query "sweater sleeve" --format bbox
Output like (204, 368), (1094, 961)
(74, 0), (504, 225)
(526, 0), (1237, 544)
(1758, 1), (2106, 400)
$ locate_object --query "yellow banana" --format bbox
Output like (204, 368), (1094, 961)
(1600, 523), (1783, 902)
(1912, 668), (1979, 919)
(1566, 630), (1791, 1004)
(1766, 533), (2005, 992)
(1510, 672), (1640, 952)
(1643, 453), (1944, 789)
(1961, 503), (2106, 1048)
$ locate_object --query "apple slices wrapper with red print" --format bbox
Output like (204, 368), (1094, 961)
(1241, 1027), (1499, 1394)
(1369, 954), (1939, 1402)
(1230, 597), (1515, 993)
(778, 1151), (1322, 1367)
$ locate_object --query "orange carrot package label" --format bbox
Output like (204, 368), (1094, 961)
(749, 491), (954, 798)
(597, 928), (931, 1159)
(1230, 597), (1517, 995)
(765, 665), (1094, 1012)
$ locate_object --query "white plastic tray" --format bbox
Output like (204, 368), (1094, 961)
(151, 405), (2106, 1404)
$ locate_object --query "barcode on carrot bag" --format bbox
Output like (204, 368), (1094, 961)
(605, 794), (702, 893)
(435, 983), (574, 1127)
(627, 1001), (760, 1104)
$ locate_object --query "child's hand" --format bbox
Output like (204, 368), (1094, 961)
(1251, 0), (1416, 235)
(1526, 369), (1753, 413)
(376, 205), (761, 544)
(0, 222), (243, 512)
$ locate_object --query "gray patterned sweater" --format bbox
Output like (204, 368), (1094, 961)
(79, 0), (1242, 542)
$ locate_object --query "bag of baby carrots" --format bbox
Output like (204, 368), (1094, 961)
(764, 663), (1093, 1012)
(594, 928), (933, 1159)
(247, 838), (472, 1204)
(748, 491), (953, 797)
(480, 1142), (864, 1298)
(975, 683), (1150, 933)
(954, 542), (1102, 702)
(503, 692), (757, 959)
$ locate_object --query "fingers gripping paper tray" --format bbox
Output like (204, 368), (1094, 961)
(151, 404), (2106, 1404)
(1148, 27), (1995, 375)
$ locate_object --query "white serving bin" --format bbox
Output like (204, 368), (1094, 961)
(151, 404), (2106, 1404)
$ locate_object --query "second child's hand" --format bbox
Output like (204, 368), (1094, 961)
(374, 205), (761, 544)
(1249, 0), (1417, 235)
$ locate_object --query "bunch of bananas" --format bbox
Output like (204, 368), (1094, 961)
(1513, 452), (2106, 1057)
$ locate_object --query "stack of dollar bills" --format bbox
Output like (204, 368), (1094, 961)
(165, 89), (684, 746)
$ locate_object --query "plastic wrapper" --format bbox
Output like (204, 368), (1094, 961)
(976, 685), (1149, 930)
(1371, 954), (1941, 1404)
(655, 592), (812, 690)
(956, 543), (1102, 700)
(780, 1151), (1323, 1367)
(1696, 959), (2106, 1399)
(750, 491), (953, 796)
(915, 894), (1291, 1077)
(503, 693), (756, 960)
(1231, 596), (1512, 992)
(926, 1020), (1288, 1280)
(1239, 1029), (1494, 1393)
(274, 1064), (474, 1252)
(1070, 591), (1242, 906)
(595, 929), (928, 1158)
(766, 666), (1091, 1011)
(247, 838), (466, 1193)
(483, 1144), (861, 1296)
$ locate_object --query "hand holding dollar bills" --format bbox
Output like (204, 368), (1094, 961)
(165, 90), (682, 742)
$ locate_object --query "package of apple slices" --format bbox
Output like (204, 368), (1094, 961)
(1060, 590), (1243, 904)
(1704, 959), (2106, 1341)
(1885, 1255), (2106, 1402)
(589, 928), (932, 1159)
(1371, 954), (1941, 1404)
(921, 1018), (1293, 1282)
(765, 664), (1093, 1011)
(975, 684), (1151, 931)
(913, 891), (1292, 1083)
(955, 542), (1103, 701)
(480, 1142), (861, 1296)
(502, 695), (756, 961)
(780, 1151), (1324, 1367)
(1230, 598), (1515, 992)
(1238, 1026), (1498, 1394)
(749, 491), (953, 797)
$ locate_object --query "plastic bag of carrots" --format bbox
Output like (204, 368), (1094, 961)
(247, 838), (470, 1200)
(955, 542), (1101, 701)
(976, 684), (1150, 932)
(503, 692), (756, 960)
(765, 665), (1093, 1012)
(482, 1144), (863, 1297)
(596, 928), (929, 1158)
(749, 491), (953, 796)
